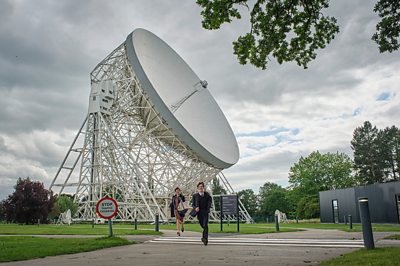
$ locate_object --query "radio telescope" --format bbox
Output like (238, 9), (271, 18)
(50, 29), (251, 222)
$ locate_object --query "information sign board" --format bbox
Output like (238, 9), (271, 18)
(221, 195), (238, 215)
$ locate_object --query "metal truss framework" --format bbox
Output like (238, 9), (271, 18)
(50, 43), (252, 222)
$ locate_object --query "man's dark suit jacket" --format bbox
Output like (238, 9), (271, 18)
(192, 191), (212, 213)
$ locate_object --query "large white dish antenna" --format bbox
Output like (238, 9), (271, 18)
(125, 29), (239, 168)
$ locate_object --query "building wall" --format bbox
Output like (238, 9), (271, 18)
(319, 181), (400, 223)
(354, 182), (400, 223)
(319, 187), (358, 223)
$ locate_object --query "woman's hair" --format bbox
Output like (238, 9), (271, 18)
(174, 187), (180, 192)
(197, 182), (205, 188)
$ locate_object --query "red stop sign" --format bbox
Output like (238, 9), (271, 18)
(96, 197), (118, 219)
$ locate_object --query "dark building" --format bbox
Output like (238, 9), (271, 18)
(319, 181), (400, 223)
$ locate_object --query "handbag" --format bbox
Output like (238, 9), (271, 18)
(189, 209), (197, 217)
(182, 201), (191, 210)
(177, 201), (185, 211)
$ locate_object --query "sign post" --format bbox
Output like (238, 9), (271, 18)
(236, 195), (240, 233)
(220, 196), (223, 232)
(96, 197), (118, 237)
(221, 195), (239, 233)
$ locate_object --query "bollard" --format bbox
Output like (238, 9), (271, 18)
(134, 218), (137, 230)
(37, 219), (40, 226)
(348, 215), (352, 230)
(266, 216), (269, 223)
(155, 214), (159, 232)
(275, 215), (280, 232)
(344, 215), (347, 225)
(296, 216), (298, 224)
(358, 197), (374, 249)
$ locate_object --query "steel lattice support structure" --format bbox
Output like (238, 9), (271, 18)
(50, 43), (252, 222)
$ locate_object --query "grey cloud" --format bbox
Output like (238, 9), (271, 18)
(0, 86), (88, 133)
(4, 132), (69, 168)
(0, 0), (14, 25)
(0, 136), (6, 150)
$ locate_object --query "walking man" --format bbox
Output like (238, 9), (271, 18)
(193, 181), (212, 245)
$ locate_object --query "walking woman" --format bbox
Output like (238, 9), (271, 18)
(170, 187), (186, 236)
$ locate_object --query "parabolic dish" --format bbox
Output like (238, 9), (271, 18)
(125, 28), (239, 169)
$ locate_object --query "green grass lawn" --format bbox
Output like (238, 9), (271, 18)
(145, 222), (400, 233)
(281, 222), (400, 232)
(0, 224), (161, 235)
(137, 222), (299, 234)
(1, 222), (399, 236)
(0, 236), (132, 262)
(319, 247), (400, 266)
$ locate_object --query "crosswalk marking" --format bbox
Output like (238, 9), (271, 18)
(149, 237), (364, 248)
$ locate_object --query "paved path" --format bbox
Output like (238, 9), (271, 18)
(2, 229), (400, 266)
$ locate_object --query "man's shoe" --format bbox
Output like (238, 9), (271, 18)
(201, 237), (205, 245)
(204, 238), (208, 246)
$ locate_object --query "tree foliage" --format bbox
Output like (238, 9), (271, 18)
(380, 125), (400, 179)
(372, 0), (400, 53)
(259, 181), (282, 196)
(263, 189), (291, 216)
(351, 121), (400, 184)
(288, 151), (354, 218)
(2, 178), (55, 224)
(196, 0), (399, 69)
(296, 194), (320, 219)
(0, 202), (5, 221)
(258, 182), (291, 217)
(211, 177), (227, 211)
(289, 151), (355, 195)
(50, 194), (78, 219)
(237, 188), (258, 217)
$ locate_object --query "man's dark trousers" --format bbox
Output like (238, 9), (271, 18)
(198, 211), (209, 239)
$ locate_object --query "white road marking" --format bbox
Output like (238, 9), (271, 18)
(149, 237), (364, 248)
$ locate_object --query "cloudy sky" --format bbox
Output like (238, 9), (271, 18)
(0, 0), (399, 200)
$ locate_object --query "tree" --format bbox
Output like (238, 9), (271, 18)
(211, 177), (227, 195)
(196, 0), (399, 70)
(258, 182), (292, 218)
(0, 201), (5, 221)
(237, 189), (258, 217)
(351, 121), (385, 184)
(50, 194), (78, 219)
(2, 178), (55, 224)
(211, 177), (227, 211)
(259, 181), (281, 196)
(288, 151), (354, 218)
(296, 194), (320, 219)
(289, 151), (355, 194)
(379, 126), (400, 180)
(262, 189), (291, 216)
(372, 0), (400, 53)
(352, 122), (400, 183)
